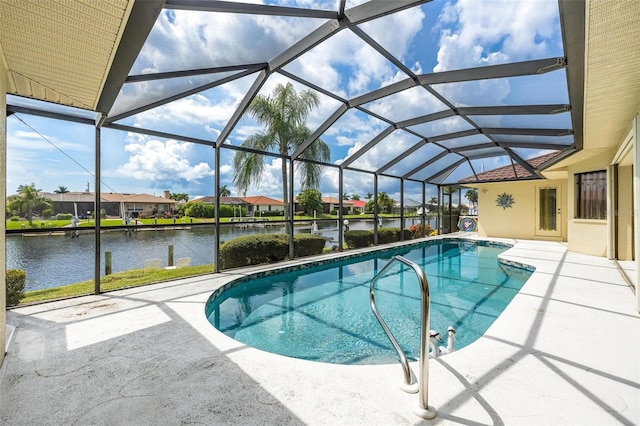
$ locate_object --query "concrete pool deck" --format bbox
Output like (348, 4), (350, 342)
(1, 238), (639, 425)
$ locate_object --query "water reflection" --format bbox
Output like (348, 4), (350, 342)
(6, 217), (433, 291)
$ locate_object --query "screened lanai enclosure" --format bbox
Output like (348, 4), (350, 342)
(2, 0), (584, 294)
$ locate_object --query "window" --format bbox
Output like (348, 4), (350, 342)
(575, 171), (607, 219)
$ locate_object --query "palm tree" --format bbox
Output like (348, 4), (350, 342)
(351, 194), (360, 201)
(342, 193), (350, 200)
(464, 189), (478, 212)
(54, 186), (69, 194)
(13, 183), (52, 226)
(219, 185), (231, 197)
(366, 192), (373, 200)
(233, 83), (329, 222)
(428, 196), (438, 212)
(170, 193), (189, 203)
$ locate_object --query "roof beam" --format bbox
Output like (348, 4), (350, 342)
(106, 123), (216, 146)
(376, 139), (428, 174)
(126, 63), (268, 83)
(504, 147), (538, 176)
(291, 103), (349, 159)
(338, 0), (347, 16)
(277, 69), (347, 104)
(106, 68), (259, 124)
(340, 125), (395, 169)
(344, 0), (432, 25)
(449, 142), (497, 153)
(418, 57), (566, 86)
(498, 142), (573, 150)
(107, 122), (290, 160)
(423, 158), (466, 184)
(558, 0), (585, 151)
(429, 129), (479, 143)
(96, 0), (166, 113)
(216, 70), (269, 147)
(7, 104), (96, 126)
(482, 128), (573, 137)
(269, 19), (343, 70)
(165, 0), (338, 19)
(396, 110), (456, 128)
(350, 26), (417, 79)
(348, 78), (416, 107)
(402, 150), (450, 179)
(457, 104), (570, 116)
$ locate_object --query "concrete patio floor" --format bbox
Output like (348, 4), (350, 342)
(1, 238), (639, 425)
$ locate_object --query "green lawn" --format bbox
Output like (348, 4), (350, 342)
(19, 244), (344, 305)
(6, 213), (411, 230)
(20, 264), (215, 304)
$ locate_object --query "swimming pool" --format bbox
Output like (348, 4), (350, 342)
(205, 238), (533, 365)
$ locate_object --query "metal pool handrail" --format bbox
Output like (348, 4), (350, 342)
(369, 255), (437, 420)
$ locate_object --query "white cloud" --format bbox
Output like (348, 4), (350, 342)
(434, 0), (559, 72)
(117, 139), (214, 182)
(358, 6), (425, 62)
(432, 0), (560, 106)
(8, 130), (88, 153)
(365, 86), (448, 122)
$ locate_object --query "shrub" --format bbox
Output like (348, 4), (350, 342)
(9, 216), (20, 221)
(56, 213), (73, 220)
(344, 230), (374, 248)
(220, 204), (246, 218)
(377, 228), (397, 244)
(378, 227), (412, 243)
(184, 201), (215, 218)
(6, 269), (26, 307)
(220, 234), (289, 269)
(293, 234), (327, 257)
(219, 234), (326, 269)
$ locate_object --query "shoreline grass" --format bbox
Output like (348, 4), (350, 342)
(20, 264), (215, 305)
(18, 244), (346, 305)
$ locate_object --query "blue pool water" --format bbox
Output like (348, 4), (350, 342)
(205, 239), (533, 365)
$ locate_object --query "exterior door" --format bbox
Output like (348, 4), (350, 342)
(536, 185), (562, 239)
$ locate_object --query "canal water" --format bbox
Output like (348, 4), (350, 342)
(7, 218), (429, 291)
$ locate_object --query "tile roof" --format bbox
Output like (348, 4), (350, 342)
(322, 197), (353, 205)
(459, 152), (561, 184)
(41, 192), (177, 204)
(242, 196), (284, 205)
(193, 196), (247, 205)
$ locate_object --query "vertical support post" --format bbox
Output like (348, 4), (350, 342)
(215, 146), (221, 272)
(373, 174), (379, 245)
(437, 185), (442, 234)
(457, 187), (462, 232)
(400, 178), (405, 240)
(105, 252), (112, 275)
(288, 158), (295, 259)
(421, 182), (426, 237)
(94, 115), (105, 295)
(607, 164), (617, 260)
(168, 245), (174, 267)
(338, 169), (344, 251)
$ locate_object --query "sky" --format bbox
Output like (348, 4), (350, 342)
(6, 0), (566, 204)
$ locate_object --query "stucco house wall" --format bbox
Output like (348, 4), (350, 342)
(565, 150), (615, 257)
(473, 179), (568, 242)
